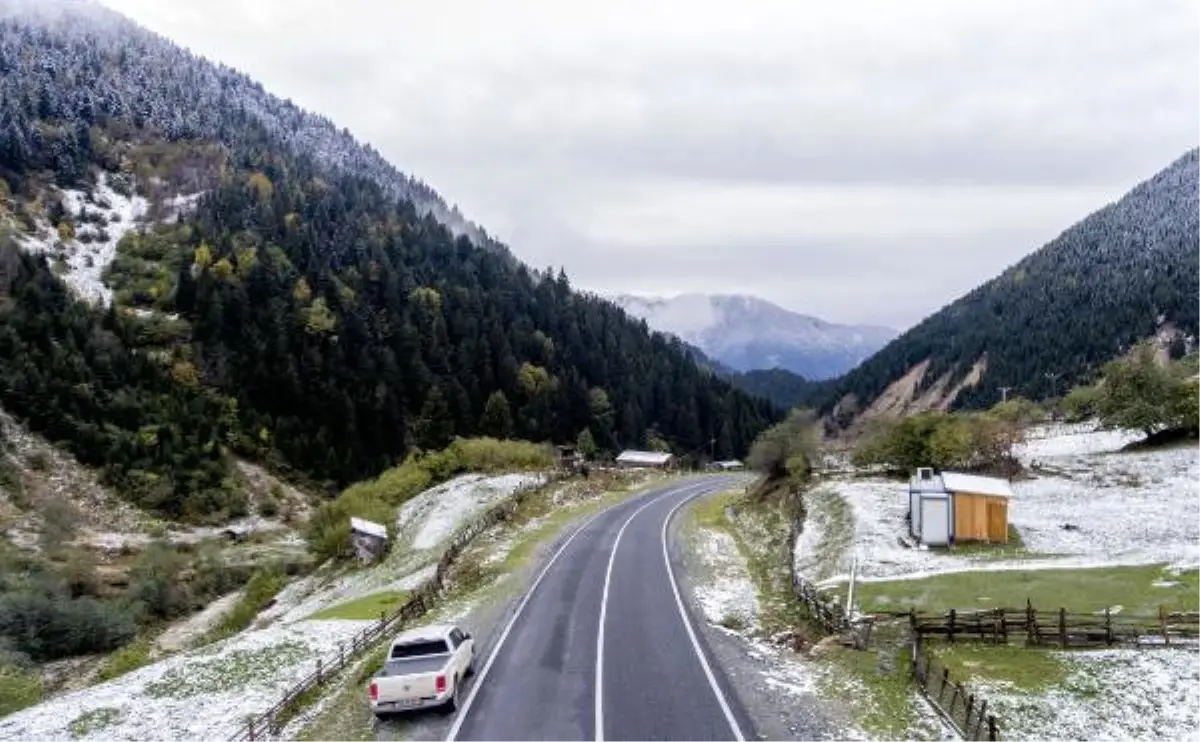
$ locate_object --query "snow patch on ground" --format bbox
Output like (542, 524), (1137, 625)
(794, 486), (853, 584)
(816, 427), (1198, 584)
(977, 648), (1200, 741)
(0, 619), (369, 741)
(691, 528), (760, 631)
(397, 472), (546, 550)
(155, 591), (243, 654)
(18, 173), (148, 306)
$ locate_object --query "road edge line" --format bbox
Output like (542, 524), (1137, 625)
(660, 480), (748, 742)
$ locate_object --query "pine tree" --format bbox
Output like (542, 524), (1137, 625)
(413, 386), (453, 450)
(479, 390), (514, 439)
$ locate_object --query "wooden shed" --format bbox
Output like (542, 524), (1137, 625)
(908, 469), (1013, 546)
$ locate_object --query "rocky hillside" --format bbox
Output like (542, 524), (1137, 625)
(612, 293), (896, 380)
(815, 148), (1200, 430)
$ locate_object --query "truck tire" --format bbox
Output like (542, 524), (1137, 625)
(442, 678), (461, 714)
(465, 649), (476, 677)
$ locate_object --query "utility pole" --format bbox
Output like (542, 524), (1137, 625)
(998, 386), (1013, 403)
(1044, 372), (1059, 399)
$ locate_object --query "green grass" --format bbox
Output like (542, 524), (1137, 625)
(820, 646), (930, 739)
(202, 565), (289, 644)
(96, 634), (155, 682)
(846, 563), (1199, 615)
(0, 664), (44, 717)
(931, 643), (1067, 693)
(68, 707), (124, 738)
(309, 591), (409, 621)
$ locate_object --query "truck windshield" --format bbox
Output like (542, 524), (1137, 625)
(390, 639), (449, 659)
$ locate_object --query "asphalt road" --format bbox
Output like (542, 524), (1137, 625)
(445, 475), (756, 742)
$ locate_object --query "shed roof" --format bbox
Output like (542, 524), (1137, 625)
(616, 449), (674, 465)
(350, 516), (388, 540)
(939, 471), (1015, 498)
(714, 460), (744, 469)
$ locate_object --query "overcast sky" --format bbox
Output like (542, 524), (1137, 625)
(99, 0), (1199, 329)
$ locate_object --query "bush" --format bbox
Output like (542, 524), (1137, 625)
(96, 635), (154, 682)
(204, 565), (288, 643)
(748, 408), (821, 480)
(0, 589), (137, 661)
(126, 542), (192, 621)
(852, 410), (1022, 472)
(445, 437), (555, 472)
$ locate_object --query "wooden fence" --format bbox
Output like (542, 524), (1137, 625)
(903, 601), (1200, 648)
(229, 473), (563, 741)
(911, 633), (999, 740)
(786, 509), (873, 648)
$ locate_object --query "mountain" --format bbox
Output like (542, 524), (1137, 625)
(612, 293), (897, 379)
(815, 148), (1200, 430)
(0, 1), (780, 520)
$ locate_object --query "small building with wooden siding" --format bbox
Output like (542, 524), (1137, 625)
(908, 468), (1013, 546)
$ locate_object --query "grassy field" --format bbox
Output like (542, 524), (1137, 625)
(841, 563), (1199, 615)
(310, 591), (410, 621)
(930, 643), (1068, 693)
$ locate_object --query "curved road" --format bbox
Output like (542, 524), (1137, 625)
(445, 475), (755, 741)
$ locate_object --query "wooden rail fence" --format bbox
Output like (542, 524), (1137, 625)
(229, 473), (563, 741)
(787, 508), (873, 648)
(912, 633), (999, 740)
(901, 601), (1200, 648)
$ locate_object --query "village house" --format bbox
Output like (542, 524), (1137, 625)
(615, 449), (675, 469)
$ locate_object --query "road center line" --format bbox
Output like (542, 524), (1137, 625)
(446, 498), (614, 741)
(594, 481), (709, 742)
(661, 482), (747, 742)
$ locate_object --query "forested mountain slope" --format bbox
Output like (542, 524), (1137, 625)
(817, 148), (1200, 428)
(0, 2), (779, 521)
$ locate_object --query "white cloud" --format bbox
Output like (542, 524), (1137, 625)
(99, 0), (1200, 327)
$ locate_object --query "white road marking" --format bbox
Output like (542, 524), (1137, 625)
(594, 480), (710, 742)
(445, 502), (609, 741)
(661, 483), (747, 741)
(446, 478), (701, 741)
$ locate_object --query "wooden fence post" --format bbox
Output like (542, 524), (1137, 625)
(965, 694), (975, 734)
(1026, 599), (1035, 645)
(1058, 608), (1067, 648)
(998, 608), (1007, 644)
(1105, 608), (1112, 646)
(988, 714), (999, 740)
(940, 667), (950, 702)
(948, 609), (957, 643)
(316, 658), (323, 685)
(975, 699), (988, 739)
(247, 719), (255, 742)
(1160, 605), (1169, 645)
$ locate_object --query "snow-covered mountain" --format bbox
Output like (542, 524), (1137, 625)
(612, 293), (897, 379)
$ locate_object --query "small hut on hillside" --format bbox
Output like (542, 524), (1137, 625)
(349, 516), (389, 562)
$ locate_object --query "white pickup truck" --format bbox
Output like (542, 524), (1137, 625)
(368, 623), (476, 718)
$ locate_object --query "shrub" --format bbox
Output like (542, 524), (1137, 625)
(204, 565), (288, 643)
(126, 542), (192, 621)
(96, 635), (154, 681)
(447, 437), (555, 472)
(0, 590), (137, 660)
(852, 410), (1022, 472)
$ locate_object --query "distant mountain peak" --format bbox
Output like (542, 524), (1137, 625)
(611, 293), (897, 379)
